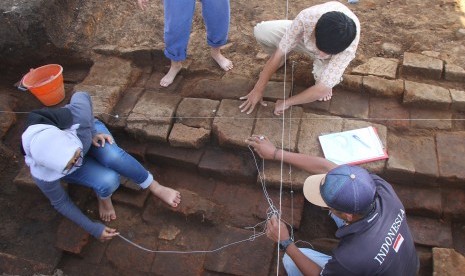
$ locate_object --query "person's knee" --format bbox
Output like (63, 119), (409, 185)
(95, 171), (120, 197)
(97, 146), (126, 167)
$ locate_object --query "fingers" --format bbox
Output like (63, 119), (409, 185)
(104, 134), (114, 145)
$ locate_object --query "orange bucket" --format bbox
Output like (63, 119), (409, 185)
(20, 64), (65, 106)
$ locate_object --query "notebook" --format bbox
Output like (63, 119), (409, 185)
(318, 126), (388, 165)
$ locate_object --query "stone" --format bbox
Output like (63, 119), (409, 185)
(390, 183), (441, 218)
(450, 89), (465, 111)
(339, 74), (363, 92)
(408, 216), (453, 248)
(176, 97), (220, 130)
(432, 248), (465, 276)
(0, 94), (17, 138)
(298, 113), (344, 156)
(0, 252), (54, 275)
(151, 244), (206, 275)
(410, 108), (452, 130)
(403, 81), (451, 110)
(79, 239), (109, 265)
(402, 52), (444, 80)
(81, 55), (133, 88)
(158, 224), (181, 241)
(146, 142), (204, 169)
(186, 78), (254, 100)
(253, 102), (302, 152)
(106, 87), (145, 130)
(73, 84), (123, 122)
(198, 147), (257, 182)
(455, 28), (465, 39)
(170, 188), (223, 224)
(352, 57), (399, 79)
(255, 160), (309, 191)
(369, 97), (410, 128)
(329, 89), (369, 119)
(262, 81), (291, 101)
(452, 222), (465, 255)
(212, 99), (257, 149)
(436, 132), (465, 182)
(444, 64), (465, 82)
(55, 218), (90, 254)
(14, 164), (40, 192)
(385, 133), (438, 185)
(442, 188), (465, 221)
(112, 188), (150, 209)
(362, 76), (404, 98)
(126, 92), (182, 142)
(382, 42), (402, 55)
(203, 226), (275, 275)
(256, 52), (269, 60)
(342, 119), (388, 174)
(453, 112), (465, 131)
(421, 51), (441, 58)
(169, 123), (210, 149)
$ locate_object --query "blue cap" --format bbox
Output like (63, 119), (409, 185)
(303, 165), (376, 214)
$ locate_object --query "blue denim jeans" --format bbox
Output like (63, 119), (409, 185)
(163, 0), (230, 61)
(282, 212), (346, 276)
(63, 120), (153, 199)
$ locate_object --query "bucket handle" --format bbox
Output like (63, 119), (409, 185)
(16, 68), (35, 92)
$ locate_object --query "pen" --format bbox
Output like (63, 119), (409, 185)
(352, 135), (371, 149)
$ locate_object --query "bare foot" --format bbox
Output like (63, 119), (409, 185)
(98, 197), (116, 222)
(160, 61), (182, 87)
(318, 91), (333, 101)
(149, 180), (181, 208)
(211, 47), (233, 71)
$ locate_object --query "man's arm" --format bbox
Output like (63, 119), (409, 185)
(246, 135), (336, 174)
(239, 48), (285, 114)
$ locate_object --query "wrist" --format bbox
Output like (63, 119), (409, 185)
(279, 238), (294, 252)
(273, 148), (281, 160)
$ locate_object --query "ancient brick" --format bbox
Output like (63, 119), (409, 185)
(452, 222), (465, 255)
(432, 248), (465, 276)
(0, 252), (54, 275)
(262, 81), (291, 101)
(301, 97), (331, 112)
(410, 108), (452, 130)
(329, 89), (369, 119)
(198, 147), (257, 182)
(369, 97), (410, 128)
(212, 99), (257, 149)
(416, 246), (433, 276)
(14, 164), (40, 192)
(391, 183), (441, 218)
(112, 188), (150, 209)
(385, 133), (438, 185)
(436, 132), (465, 183)
(402, 52), (443, 80)
(409, 216), (453, 248)
(146, 142), (204, 169)
(339, 74), (363, 92)
(453, 112), (465, 131)
(79, 239), (109, 265)
(298, 113), (343, 156)
(63, 66), (90, 84)
(442, 188), (465, 221)
(126, 93), (181, 142)
(450, 89), (465, 111)
(204, 226), (275, 275)
(187, 78), (254, 100)
(444, 63), (465, 82)
(81, 55), (133, 88)
(363, 76), (404, 98)
(255, 160), (309, 191)
(169, 123), (211, 149)
(169, 188), (224, 224)
(55, 218), (90, 254)
(253, 102), (302, 152)
(73, 84), (123, 123)
(403, 81), (451, 110)
(151, 244), (206, 275)
(106, 87), (145, 131)
(352, 57), (399, 79)
(176, 97), (220, 130)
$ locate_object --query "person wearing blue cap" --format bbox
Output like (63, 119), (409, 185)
(246, 135), (419, 276)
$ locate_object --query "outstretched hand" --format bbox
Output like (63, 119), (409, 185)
(274, 99), (290, 116)
(92, 133), (113, 147)
(239, 89), (267, 114)
(266, 215), (290, 243)
(245, 135), (277, 160)
(100, 226), (119, 241)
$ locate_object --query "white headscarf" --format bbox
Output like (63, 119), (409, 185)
(22, 124), (83, 181)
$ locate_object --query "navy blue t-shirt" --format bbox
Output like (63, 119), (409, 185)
(321, 175), (418, 276)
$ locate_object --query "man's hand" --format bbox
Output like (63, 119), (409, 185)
(92, 133), (113, 147)
(274, 99), (290, 116)
(246, 135), (277, 160)
(137, 0), (149, 10)
(100, 227), (119, 241)
(266, 215), (290, 242)
(239, 88), (267, 114)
